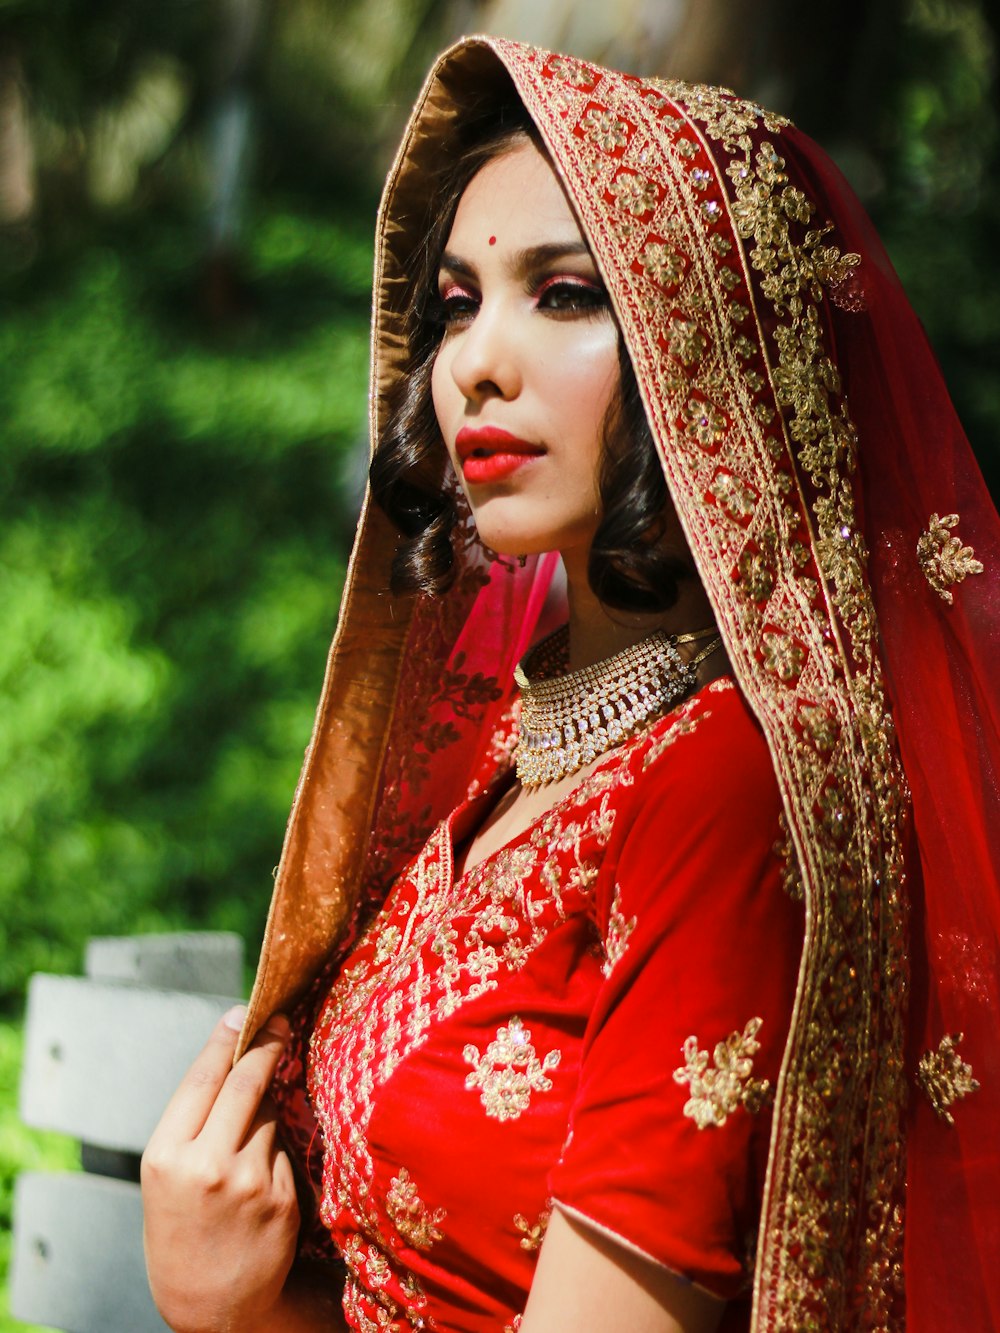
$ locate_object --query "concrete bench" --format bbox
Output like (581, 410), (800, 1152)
(11, 932), (244, 1333)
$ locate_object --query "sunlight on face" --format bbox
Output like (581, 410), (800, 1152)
(431, 139), (620, 563)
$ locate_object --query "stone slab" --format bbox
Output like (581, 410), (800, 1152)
(85, 931), (244, 995)
(10, 1172), (169, 1332)
(20, 974), (241, 1150)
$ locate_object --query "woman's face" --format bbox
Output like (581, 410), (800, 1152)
(431, 138), (620, 561)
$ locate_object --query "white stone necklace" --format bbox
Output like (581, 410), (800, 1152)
(513, 623), (722, 789)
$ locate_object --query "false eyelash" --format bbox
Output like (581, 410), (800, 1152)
(533, 274), (604, 300)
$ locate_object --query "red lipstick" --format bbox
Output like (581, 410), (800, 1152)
(455, 425), (544, 484)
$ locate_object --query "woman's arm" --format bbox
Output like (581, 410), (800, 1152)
(520, 1207), (725, 1333)
(141, 1007), (344, 1333)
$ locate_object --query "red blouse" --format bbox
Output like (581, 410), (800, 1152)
(272, 678), (803, 1332)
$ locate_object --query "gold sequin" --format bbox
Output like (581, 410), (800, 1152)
(916, 1033), (980, 1125)
(917, 512), (984, 604)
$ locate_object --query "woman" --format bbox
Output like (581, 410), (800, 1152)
(142, 36), (1000, 1333)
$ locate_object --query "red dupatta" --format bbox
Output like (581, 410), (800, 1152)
(242, 37), (1000, 1330)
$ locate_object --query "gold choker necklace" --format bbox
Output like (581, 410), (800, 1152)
(513, 625), (722, 788)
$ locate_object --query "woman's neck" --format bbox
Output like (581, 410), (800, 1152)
(562, 552), (726, 678)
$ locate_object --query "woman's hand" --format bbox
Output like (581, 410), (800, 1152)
(141, 1006), (300, 1333)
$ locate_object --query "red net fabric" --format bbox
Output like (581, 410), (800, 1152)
(787, 133), (1000, 1328)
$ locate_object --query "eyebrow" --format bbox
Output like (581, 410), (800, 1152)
(438, 240), (595, 281)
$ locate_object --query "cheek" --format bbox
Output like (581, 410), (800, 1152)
(430, 350), (447, 428)
(556, 330), (620, 446)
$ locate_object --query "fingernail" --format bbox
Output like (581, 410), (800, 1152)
(264, 1013), (290, 1038)
(222, 1004), (247, 1032)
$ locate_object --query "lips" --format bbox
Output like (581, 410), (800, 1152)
(455, 425), (544, 484)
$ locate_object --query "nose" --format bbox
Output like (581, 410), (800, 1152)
(446, 301), (523, 404)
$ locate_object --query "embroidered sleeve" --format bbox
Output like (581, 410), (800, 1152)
(548, 691), (804, 1301)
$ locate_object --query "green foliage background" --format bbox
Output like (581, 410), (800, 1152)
(0, 0), (995, 1325)
(0, 0), (996, 1013)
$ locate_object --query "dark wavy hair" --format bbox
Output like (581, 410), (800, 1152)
(368, 105), (693, 613)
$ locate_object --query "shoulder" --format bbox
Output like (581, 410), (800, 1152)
(593, 676), (790, 936)
(624, 676), (779, 825)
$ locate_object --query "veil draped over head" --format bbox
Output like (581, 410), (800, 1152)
(241, 36), (1000, 1331)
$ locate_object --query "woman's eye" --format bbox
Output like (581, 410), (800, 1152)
(435, 284), (479, 326)
(535, 276), (608, 314)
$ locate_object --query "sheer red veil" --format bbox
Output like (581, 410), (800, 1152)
(242, 37), (1000, 1330)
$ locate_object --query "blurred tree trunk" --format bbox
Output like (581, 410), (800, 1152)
(0, 39), (34, 224)
(202, 0), (268, 325)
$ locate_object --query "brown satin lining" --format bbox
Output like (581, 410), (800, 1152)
(241, 42), (521, 1053)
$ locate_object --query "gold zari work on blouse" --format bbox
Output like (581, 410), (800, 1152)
(386, 1168), (447, 1251)
(463, 1017), (562, 1123)
(674, 1016), (773, 1129)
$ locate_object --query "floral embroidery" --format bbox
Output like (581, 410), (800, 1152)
(682, 397), (727, 448)
(917, 512), (984, 604)
(602, 882), (636, 977)
(673, 1017), (772, 1128)
(666, 316), (707, 366)
(513, 1205), (551, 1252)
(463, 1018), (561, 1122)
(709, 469), (758, 521)
(916, 1033), (980, 1125)
(609, 171), (659, 217)
(387, 1168), (447, 1250)
(640, 239), (686, 287)
(762, 630), (805, 682)
(547, 55), (599, 90)
(581, 106), (629, 151)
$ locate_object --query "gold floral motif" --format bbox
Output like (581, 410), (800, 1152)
(386, 1168), (446, 1250)
(917, 512), (984, 604)
(773, 814), (804, 902)
(682, 397), (727, 448)
(737, 546), (775, 602)
(503, 1319), (523, 1333)
(673, 1017), (773, 1129)
(762, 630), (805, 682)
(639, 239), (686, 287)
(916, 1033), (980, 1125)
(463, 1017), (561, 1121)
(374, 925), (401, 965)
(547, 54), (599, 89)
(514, 1205), (552, 1252)
(666, 316), (707, 365)
(710, 470), (757, 521)
(609, 170), (659, 217)
(581, 106), (629, 151)
(602, 882), (637, 977)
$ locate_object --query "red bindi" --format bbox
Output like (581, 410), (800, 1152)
(489, 235), (497, 245)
